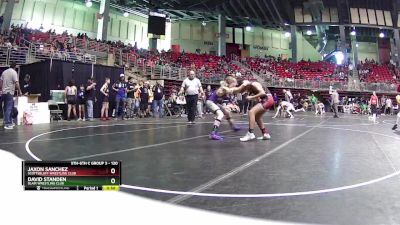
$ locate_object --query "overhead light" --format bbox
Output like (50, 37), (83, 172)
(306, 30), (312, 35)
(85, 0), (92, 7)
(123, 12), (129, 17)
(350, 30), (356, 36)
(334, 51), (344, 65)
(379, 32), (385, 38)
(284, 23), (289, 26)
(284, 32), (291, 38)
(202, 21), (206, 26)
(356, 43), (359, 48)
(245, 26), (252, 31)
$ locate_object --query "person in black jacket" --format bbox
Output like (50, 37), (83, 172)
(152, 81), (164, 118)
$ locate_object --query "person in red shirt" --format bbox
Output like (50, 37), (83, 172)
(369, 91), (379, 124)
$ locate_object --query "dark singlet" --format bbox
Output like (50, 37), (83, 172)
(102, 84), (109, 102)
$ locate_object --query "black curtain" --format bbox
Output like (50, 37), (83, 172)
(19, 60), (124, 118)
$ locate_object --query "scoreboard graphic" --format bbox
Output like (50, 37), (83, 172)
(22, 161), (121, 191)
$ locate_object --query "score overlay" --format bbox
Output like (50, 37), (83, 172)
(22, 161), (121, 191)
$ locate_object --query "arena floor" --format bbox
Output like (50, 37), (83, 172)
(1, 112), (400, 225)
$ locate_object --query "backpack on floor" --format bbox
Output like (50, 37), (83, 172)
(23, 111), (33, 125)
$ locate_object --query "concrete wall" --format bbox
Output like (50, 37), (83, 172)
(171, 20), (321, 61)
(356, 42), (378, 62)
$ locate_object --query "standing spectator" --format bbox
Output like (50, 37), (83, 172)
(385, 97), (392, 115)
(100, 77), (110, 121)
(1, 63), (21, 129)
(65, 79), (77, 121)
(152, 80), (164, 118)
(273, 93), (279, 110)
(310, 94), (317, 112)
(77, 84), (86, 121)
(139, 81), (149, 118)
(21, 74), (31, 96)
(126, 77), (138, 119)
(370, 91), (379, 123)
(380, 95), (386, 114)
(179, 70), (203, 124)
(112, 74), (127, 120)
(134, 82), (141, 117)
(329, 87), (340, 118)
(85, 77), (96, 121)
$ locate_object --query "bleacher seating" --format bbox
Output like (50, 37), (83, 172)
(359, 63), (398, 84)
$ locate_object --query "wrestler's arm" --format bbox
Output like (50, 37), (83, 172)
(246, 83), (266, 100)
(225, 80), (250, 94)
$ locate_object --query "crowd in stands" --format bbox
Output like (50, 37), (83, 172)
(2, 24), (400, 92)
(243, 56), (350, 83)
(358, 58), (400, 84)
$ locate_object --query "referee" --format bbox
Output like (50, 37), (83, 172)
(179, 70), (203, 124)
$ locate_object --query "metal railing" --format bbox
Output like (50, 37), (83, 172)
(262, 77), (398, 93)
(0, 46), (30, 65)
(30, 43), (96, 64)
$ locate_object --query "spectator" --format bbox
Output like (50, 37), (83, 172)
(273, 93), (279, 110)
(77, 84), (86, 121)
(370, 91), (379, 123)
(21, 74), (31, 96)
(380, 95), (386, 113)
(112, 74), (127, 120)
(152, 80), (164, 118)
(65, 79), (77, 121)
(329, 87), (339, 118)
(126, 77), (138, 119)
(385, 97), (392, 115)
(310, 94), (317, 111)
(179, 70), (203, 124)
(85, 77), (96, 121)
(139, 81), (149, 118)
(100, 77), (110, 121)
(1, 63), (22, 129)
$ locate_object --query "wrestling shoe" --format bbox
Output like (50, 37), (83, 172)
(209, 131), (223, 140)
(240, 132), (256, 142)
(392, 124), (398, 130)
(257, 133), (271, 140)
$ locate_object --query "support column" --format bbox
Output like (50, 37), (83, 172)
(290, 25), (298, 62)
(393, 29), (400, 66)
(1, 0), (15, 33)
(96, 0), (110, 41)
(339, 25), (347, 61)
(149, 38), (157, 51)
(350, 35), (358, 67)
(218, 14), (226, 57)
(376, 39), (380, 64)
